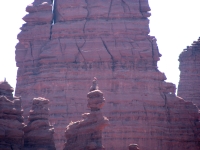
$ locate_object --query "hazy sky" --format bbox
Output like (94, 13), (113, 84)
(0, 0), (200, 94)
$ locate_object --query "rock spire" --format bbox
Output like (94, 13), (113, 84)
(63, 78), (109, 150)
(178, 37), (200, 108)
(0, 81), (24, 150)
(23, 97), (56, 150)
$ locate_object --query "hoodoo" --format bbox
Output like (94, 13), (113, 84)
(0, 81), (24, 150)
(23, 97), (56, 150)
(15, 0), (200, 149)
(63, 78), (109, 150)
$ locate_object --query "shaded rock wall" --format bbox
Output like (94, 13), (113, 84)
(0, 81), (24, 150)
(24, 97), (56, 150)
(15, 0), (200, 150)
(178, 37), (200, 108)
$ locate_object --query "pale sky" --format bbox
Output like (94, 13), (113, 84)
(0, 0), (200, 94)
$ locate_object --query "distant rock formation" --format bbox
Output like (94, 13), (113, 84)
(23, 97), (56, 150)
(178, 37), (200, 108)
(0, 80), (14, 99)
(63, 79), (109, 150)
(0, 81), (24, 150)
(15, 0), (200, 149)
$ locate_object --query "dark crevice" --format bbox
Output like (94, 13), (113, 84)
(75, 39), (86, 62)
(58, 38), (64, 56)
(147, 37), (157, 68)
(100, 37), (114, 61)
(100, 37), (116, 71)
(108, 0), (113, 18)
(121, 0), (131, 13)
(29, 42), (34, 64)
(84, 0), (89, 33)
(163, 94), (171, 124)
(50, 0), (56, 40)
(138, 0), (145, 17)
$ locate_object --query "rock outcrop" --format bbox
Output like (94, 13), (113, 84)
(23, 97), (56, 150)
(0, 81), (24, 150)
(178, 37), (200, 108)
(63, 78), (109, 150)
(129, 144), (140, 150)
(15, 0), (200, 149)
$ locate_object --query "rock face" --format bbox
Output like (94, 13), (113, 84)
(0, 81), (24, 150)
(178, 37), (200, 108)
(63, 79), (109, 150)
(23, 97), (56, 150)
(15, 0), (200, 149)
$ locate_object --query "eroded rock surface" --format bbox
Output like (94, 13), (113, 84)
(15, 0), (200, 149)
(0, 81), (24, 150)
(63, 79), (108, 150)
(24, 97), (56, 150)
(178, 37), (200, 108)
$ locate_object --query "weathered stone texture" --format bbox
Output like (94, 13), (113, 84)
(178, 37), (200, 108)
(24, 97), (56, 150)
(0, 81), (24, 150)
(15, 0), (200, 150)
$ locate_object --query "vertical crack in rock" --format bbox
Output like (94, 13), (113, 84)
(29, 42), (34, 64)
(108, 0), (113, 18)
(83, 0), (89, 33)
(121, 0), (131, 13)
(138, 0), (145, 17)
(163, 94), (171, 124)
(101, 37), (115, 70)
(58, 38), (64, 56)
(147, 37), (156, 67)
(75, 39), (86, 63)
(100, 37), (114, 61)
(50, 0), (56, 39)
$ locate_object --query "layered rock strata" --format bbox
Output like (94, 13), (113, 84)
(0, 81), (24, 150)
(23, 97), (56, 150)
(15, 0), (200, 149)
(63, 79), (109, 150)
(178, 37), (200, 108)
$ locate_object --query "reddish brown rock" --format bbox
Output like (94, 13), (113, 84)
(178, 37), (200, 108)
(129, 144), (140, 150)
(15, 0), (200, 150)
(63, 79), (109, 150)
(23, 97), (56, 150)
(0, 81), (24, 150)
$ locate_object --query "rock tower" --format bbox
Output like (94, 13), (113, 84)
(23, 97), (56, 150)
(0, 81), (24, 150)
(63, 78), (109, 150)
(15, 0), (200, 149)
(178, 37), (200, 108)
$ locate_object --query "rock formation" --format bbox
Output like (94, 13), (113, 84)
(0, 81), (24, 150)
(178, 37), (200, 108)
(23, 97), (56, 150)
(129, 144), (140, 150)
(63, 78), (109, 150)
(15, 0), (200, 149)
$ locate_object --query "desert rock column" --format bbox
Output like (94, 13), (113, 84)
(178, 37), (200, 107)
(23, 97), (56, 150)
(63, 78), (109, 150)
(0, 81), (24, 150)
